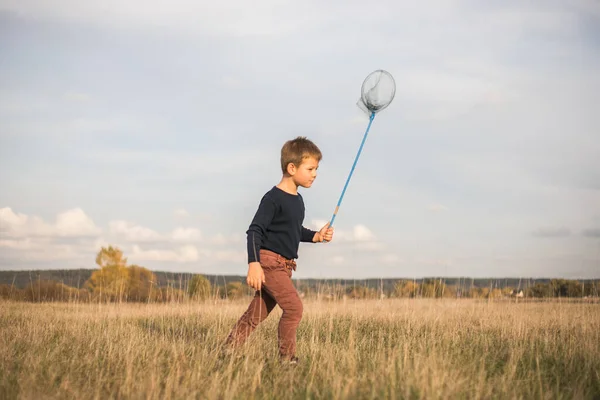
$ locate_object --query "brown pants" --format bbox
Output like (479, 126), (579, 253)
(225, 249), (303, 359)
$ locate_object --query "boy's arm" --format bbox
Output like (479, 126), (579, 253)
(246, 195), (277, 291)
(303, 223), (334, 243)
(247, 262), (265, 291)
(246, 195), (277, 263)
(301, 226), (320, 243)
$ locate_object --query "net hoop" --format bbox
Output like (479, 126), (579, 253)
(359, 69), (396, 114)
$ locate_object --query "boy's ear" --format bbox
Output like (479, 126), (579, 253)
(286, 162), (297, 176)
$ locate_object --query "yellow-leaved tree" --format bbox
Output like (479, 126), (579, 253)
(86, 246), (129, 302)
(95, 245), (128, 269)
(86, 246), (157, 302)
(128, 264), (157, 302)
(394, 280), (419, 298)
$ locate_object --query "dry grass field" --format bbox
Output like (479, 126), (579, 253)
(1, 298), (599, 399)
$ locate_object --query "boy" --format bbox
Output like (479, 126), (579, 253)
(224, 136), (334, 364)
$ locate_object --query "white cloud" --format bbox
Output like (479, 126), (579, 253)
(353, 225), (375, 241)
(0, 238), (33, 250)
(0, 207), (245, 268)
(0, 207), (100, 238)
(130, 244), (200, 263)
(0, 208), (102, 264)
(170, 227), (201, 242)
(55, 208), (102, 237)
(307, 220), (375, 241)
(0, 207), (52, 237)
(92, 237), (110, 252)
(308, 220), (329, 231)
(108, 220), (162, 242)
(307, 220), (383, 251)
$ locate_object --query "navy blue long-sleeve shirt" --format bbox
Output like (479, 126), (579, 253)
(246, 186), (318, 263)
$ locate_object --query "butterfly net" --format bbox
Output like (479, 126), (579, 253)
(356, 70), (396, 116)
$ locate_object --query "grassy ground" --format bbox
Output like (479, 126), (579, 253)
(1, 298), (599, 399)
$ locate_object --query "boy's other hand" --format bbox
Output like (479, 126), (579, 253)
(247, 262), (265, 291)
(316, 223), (334, 243)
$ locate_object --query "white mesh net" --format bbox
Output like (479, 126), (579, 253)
(356, 70), (396, 115)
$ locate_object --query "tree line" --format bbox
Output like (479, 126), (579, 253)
(0, 246), (598, 302)
(0, 246), (254, 303)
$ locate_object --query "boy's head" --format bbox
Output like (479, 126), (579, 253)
(281, 136), (322, 188)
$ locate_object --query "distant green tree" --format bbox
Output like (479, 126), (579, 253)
(420, 279), (447, 298)
(346, 285), (377, 299)
(527, 282), (552, 298)
(188, 274), (211, 300)
(226, 282), (245, 299)
(583, 281), (600, 297)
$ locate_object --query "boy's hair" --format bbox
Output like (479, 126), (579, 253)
(280, 136), (322, 174)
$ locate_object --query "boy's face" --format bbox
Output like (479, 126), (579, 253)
(290, 156), (319, 188)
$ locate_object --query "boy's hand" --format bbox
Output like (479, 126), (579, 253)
(315, 223), (334, 243)
(247, 262), (265, 291)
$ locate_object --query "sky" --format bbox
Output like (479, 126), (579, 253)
(1, 0), (599, 279)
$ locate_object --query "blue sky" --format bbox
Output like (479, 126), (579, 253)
(1, 0), (599, 279)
